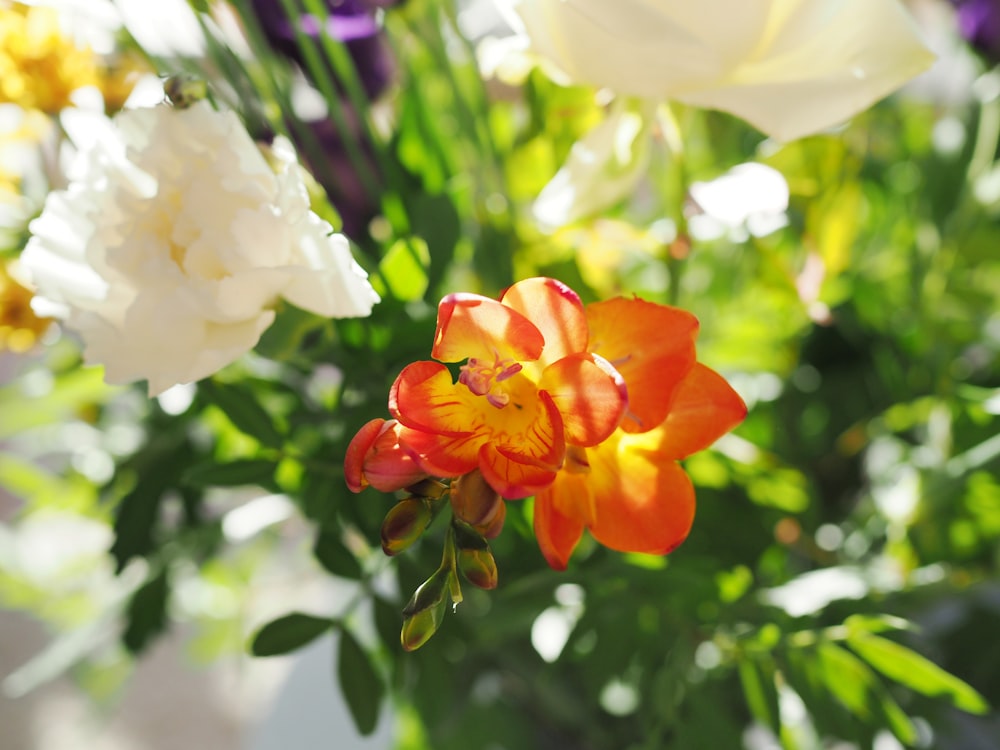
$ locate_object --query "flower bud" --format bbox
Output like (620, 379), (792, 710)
(345, 418), (428, 493)
(164, 75), (207, 108)
(452, 521), (498, 590)
(380, 497), (432, 556)
(400, 571), (449, 651)
(450, 469), (503, 528)
(406, 477), (449, 500)
(457, 547), (498, 590)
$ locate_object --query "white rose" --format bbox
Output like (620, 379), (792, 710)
(22, 101), (379, 396)
(499, 0), (935, 141)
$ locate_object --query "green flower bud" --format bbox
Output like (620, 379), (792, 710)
(406, 477), (449, 500)
(164, 75), (208, 108)
(380, 498), (432, 556)
(400, 571), (450, 651)
(453, 520), (498, 590)
(457, 547), (498, 590)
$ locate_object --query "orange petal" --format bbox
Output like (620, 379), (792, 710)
(480, 442), (559, 499)
(431, 292), (544, 363)
(344, 418), (386, 493)
(586, 297), (698, 433)
(389, 360), (480, 436)
(396, 424), (481, 478)
(499, 277), (588, 366)
(539, 352), (627, 446)
(586, 430), (696, 555)
(657, 362), (747, 459)
(533, 479), (586, 570)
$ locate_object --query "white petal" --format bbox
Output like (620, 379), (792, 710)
(533, 100), (655, 231)
(501, 0), (935, 140)
(674, 0), (937, 140)
(23, 101), (378, 395)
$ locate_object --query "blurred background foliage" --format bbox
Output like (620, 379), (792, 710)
(1, 0), (999, 748)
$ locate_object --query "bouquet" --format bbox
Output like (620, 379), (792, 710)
(1, 1), (998, 747)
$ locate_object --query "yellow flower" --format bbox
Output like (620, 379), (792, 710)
(0, 259), (50, 353)
(0, 3), (100, 113)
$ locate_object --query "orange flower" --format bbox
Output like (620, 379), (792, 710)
(345, 277), (746, 569)
(388, 277), (628, 498)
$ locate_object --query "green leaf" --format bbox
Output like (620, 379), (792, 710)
(200, 380), (284, 449)
(337, 629), (385, 736)
(846, 632), (990, 715)
(379, 237), (430, 301)
(111, 437), (193, 572)
(123, 568), (170, 655)
(182, 459), (277, 488)
(250, 613), (334, 657)
(737, 657), (780, 734)
(373, 595), (401, 653)
(313, 530), (363, 579)
(816, 641), (876, 719)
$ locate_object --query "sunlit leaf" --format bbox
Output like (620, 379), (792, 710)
(846, 632), (990, 715)
(199, 380), (284, 449)
(737, 657), (780, 734)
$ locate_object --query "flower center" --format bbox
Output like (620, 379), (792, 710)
(459, 352), (523, 409)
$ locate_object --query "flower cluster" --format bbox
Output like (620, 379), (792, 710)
(347, 277), (745, 646)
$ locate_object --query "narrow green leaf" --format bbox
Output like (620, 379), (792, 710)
(337, 629), (385, 736)
(250, 613), (334, 657)
(737, 657), (780, 733)
(313, 530), (363, 580)
(816, 641), (876, 719)
(200, 380), (284, 449)
(182, 459), (277, 488)
(846, 632), (990, 715)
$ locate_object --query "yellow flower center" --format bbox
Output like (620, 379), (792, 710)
(459, 353), (524, 409)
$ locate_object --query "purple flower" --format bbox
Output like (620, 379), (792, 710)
(952, 0), (1000, 60)
(250, 0), (399, 98)
(250, 1), (403, 240)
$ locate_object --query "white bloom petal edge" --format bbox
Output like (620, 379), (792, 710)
(501, 0), (936, 141)
(22, 101), (379, 396)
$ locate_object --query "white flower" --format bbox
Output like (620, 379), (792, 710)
(22, 100), (379, 396)
(497, 0), (936, 142)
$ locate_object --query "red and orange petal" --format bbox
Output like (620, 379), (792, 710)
(390, 360), (566, 498)
(585, 297), (699, 434)
(344, 418), (428, 493)
(655, 362), (747, 460)
(539, 352), (627, 446)
(431, 292), (544, 364)
(499, 277), (589, 367)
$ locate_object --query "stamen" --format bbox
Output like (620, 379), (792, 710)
(458, 352), (522, 409)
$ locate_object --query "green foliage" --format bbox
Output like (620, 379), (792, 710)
(337, 629), (386, 735)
